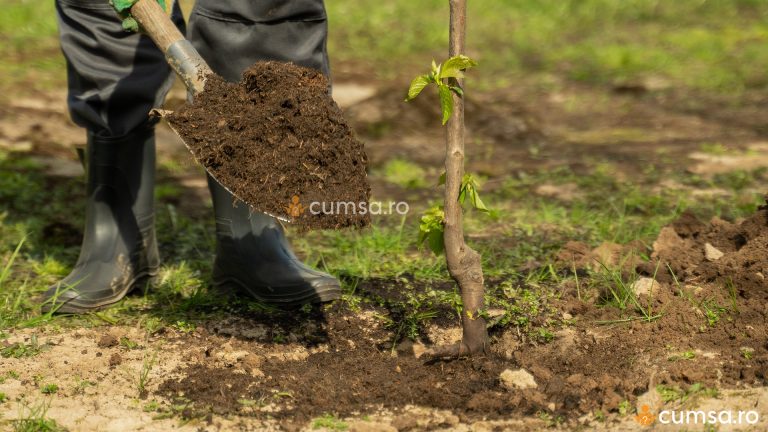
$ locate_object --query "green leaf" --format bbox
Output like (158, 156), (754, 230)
(110, 0), (137, 13)
(427, 231), (445, 255)
(418, 206), (445, 255)
(111, 0), (166, 12)
(121, 17), (139, 32)
(438, 172), (446, 186)
(440, 55), (478, 79)
(438, 84), (453, 125)
(406, 75), (431, 101)
(469, 188), (489, 212)
(458, 174), (490, 212)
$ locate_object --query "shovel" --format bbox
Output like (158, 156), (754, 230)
(127, 0), (292, 221)
(129, 0), (211, 95)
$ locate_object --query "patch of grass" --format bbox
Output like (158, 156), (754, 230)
(379, 159), (428, 189)
(136, 353), (157, 398)
(700, 298), (729, 327)
(741, 347), (754, 360)
(12, 400), (65, 432)
(657, 382), (719, 404)
(617, 399), (631, 416)
(536, 410), (565, 426)
(0, 392), (7, 403)
(142, 400), (160, 412)
(72, 377), (95, 395)
(297, 218), (444, 280)
(173, 320), (196, 333)
(311, 413), (348, 431)
(119, 336), (139, 350)
(0, 1), (64, 95)
(699, 142), (732, 156)
(668, 349), (696, 362)
(40, 384), (58, 395)
(329, 0), (768, 92)
(593, 257), (662, 323)
(1, 335), (45, 359)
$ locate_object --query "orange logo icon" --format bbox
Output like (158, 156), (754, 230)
(635, 405), (655, 426)
(286, 195), (305, 218)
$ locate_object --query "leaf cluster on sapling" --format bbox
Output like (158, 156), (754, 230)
(406, 55), (478, 124)
(418, 173), (489, 255)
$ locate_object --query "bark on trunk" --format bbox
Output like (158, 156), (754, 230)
(431, 0), (488, 358)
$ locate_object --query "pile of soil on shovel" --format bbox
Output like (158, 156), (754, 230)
(168, 61), (370, 230)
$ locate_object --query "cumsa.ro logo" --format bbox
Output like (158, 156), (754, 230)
(286, 195), (305, 218)
(633, 405), (760, 427)
(286, 196), (409, 217)
(635, 405), (655, 426)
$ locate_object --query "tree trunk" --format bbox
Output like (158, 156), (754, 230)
(432, 0), (488, 358)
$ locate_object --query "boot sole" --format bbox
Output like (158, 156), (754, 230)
(213, 276), (341, 307)
(42, 269), (158, 314)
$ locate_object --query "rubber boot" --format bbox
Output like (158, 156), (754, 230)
(41, 128), (159, 313)
(208, 176), (341, 305)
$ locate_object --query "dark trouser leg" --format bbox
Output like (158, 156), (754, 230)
(188, 0), (340, 305)
(43, 0), (183, 312)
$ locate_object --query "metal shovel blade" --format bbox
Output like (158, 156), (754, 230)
(151, 109), (292, 223)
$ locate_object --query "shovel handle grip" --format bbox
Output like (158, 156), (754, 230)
(130, 0), (182, 52)
(131, 0), (212, 95)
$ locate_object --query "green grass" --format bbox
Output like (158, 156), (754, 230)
(656, 382), (719, 405)
(311, 413), (348, 431)
(1, 335), (45, 359)
(3, 0), (768, 94)
(668, 349), (696, 362)
(0, 0), (63, 95)
(40, 384), (58, 395)
(11, 400), (66, 432)
(1, 144), (765, 339)
(136, 353), (157, 397)
(378, 159), (428, 189)
(328, 0), (768, 92)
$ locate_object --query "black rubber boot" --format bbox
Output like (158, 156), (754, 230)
(208, 176), (341, 306)
(41, 128), (159, 313)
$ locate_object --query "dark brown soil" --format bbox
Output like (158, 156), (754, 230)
(158, 303), (521, 423)
(157, 209), (768, 427)
(650, 202), (768, 294)
(168, 62), (370, 230)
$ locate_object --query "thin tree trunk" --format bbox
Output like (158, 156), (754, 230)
(431, 0), (488, 358)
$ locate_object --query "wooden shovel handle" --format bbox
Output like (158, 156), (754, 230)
(130, 0), (184, 52)
(129, 0), (212, 94)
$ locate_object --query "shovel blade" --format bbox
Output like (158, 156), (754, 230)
(151, 109), (292, 223)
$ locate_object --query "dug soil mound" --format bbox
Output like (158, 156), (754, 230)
(651, 203), (768, 293)
(154, 208), (768, 428)
(168, 61), (370, 230)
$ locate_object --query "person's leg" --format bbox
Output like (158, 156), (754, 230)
(42, 0), (184, 313)
(187, 0), (340, 305)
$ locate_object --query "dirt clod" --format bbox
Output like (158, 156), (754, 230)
(108, 352), (122, 367)
(168, 62), (371, 230)
(96, 334), (118, 348)
(653, 205), (768, 292)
